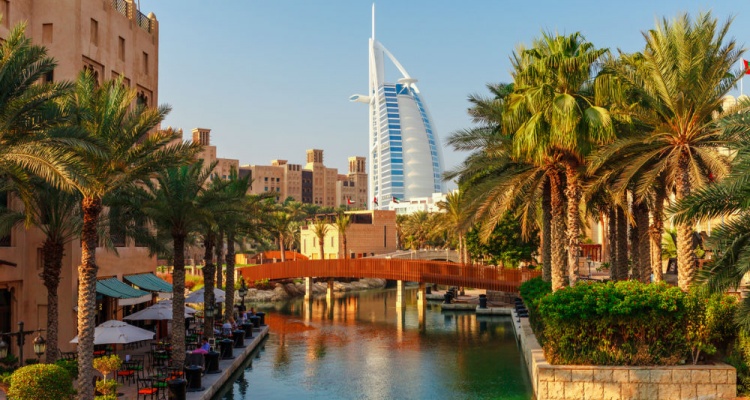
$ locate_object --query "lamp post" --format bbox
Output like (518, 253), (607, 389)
(205, 303), (215, 337)
(33, 331), (46, 359)
(0, 322), (46, 366)
(238, 279), (248, 311)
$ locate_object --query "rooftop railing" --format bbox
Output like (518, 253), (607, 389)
(111, 0), (153, 34)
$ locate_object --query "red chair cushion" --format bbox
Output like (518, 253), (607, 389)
(138, 388), (158, 395)
(117, 370), (134, 376)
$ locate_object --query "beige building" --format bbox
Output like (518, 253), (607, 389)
(300, 210), (398, 260)
(0, 0), (160, 357)
(190, 128), (240, 179)
(241, 149), (367, 207)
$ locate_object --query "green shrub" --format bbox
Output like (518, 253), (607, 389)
(8, 363), (73, 400)
(95, 379), (119, 396)
(685, 288), (737, 364)
(519, 277), (552, 342)
(726, 328), (750, 395)
(537, 281), (688, 365)
(54, 359), (78, 379)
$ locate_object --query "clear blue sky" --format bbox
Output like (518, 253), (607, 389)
(143, 1), (750, 175)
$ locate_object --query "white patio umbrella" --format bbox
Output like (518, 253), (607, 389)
(185, 287), (226, 304)
(123, 304), (193, 321)
(70, 320), (155, 344)
(154, 299), (197, 314)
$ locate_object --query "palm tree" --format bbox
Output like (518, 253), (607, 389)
(66, 71), (197, 399)
(334, 211), (351, 259)
(0, 182), (81, 363)
(310, 216), (329, 260)
(506, 32), (613, 287)
(436, 190), (468, 264)
(597, 13), (741, 290)
(0, 21), (84, 206)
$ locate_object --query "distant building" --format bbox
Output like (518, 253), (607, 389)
(389, 192), (447, 215)
(350, 6), (445, 210)
(300, 210), (397, 260)
(241, 149), (367, 207)
(0, 0), (161, 357)
(190, 128), (239, 179)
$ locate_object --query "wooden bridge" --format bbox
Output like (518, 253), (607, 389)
(238, 258), (541, 293)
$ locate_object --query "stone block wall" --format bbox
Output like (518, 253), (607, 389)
(515, 317), (737, 400)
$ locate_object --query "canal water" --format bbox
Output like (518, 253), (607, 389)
(215, 288), (533, 400)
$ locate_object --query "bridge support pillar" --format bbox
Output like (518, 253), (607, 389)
(326, 279), (334, 302)
(304, 277), (313, 300)
(396, 280), (405, 308)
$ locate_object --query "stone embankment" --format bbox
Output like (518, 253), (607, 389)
(246, 278), (387, 301)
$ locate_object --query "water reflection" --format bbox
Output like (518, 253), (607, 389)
(216, 288), (532, 400)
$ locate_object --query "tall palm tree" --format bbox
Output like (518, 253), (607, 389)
(66, 71), (197, 399)
(436, 190), (468, 264)
(310, 217), (329, 260)
(0, 182), (81, 363)
(506, 32), (613, 287)
(334, 211), (351, 259)
(0, 21), (90, 222)
(597, 13), (741, 290)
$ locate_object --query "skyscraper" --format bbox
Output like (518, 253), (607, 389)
(350, 5), (444, 210)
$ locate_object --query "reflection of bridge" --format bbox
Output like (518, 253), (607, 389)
(239, 259), (540, 294)
(373, 249), (460, 263)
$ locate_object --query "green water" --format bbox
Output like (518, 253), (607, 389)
(215, 288), (533, 399)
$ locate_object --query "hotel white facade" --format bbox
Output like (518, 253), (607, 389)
(351, 6), (444, 210)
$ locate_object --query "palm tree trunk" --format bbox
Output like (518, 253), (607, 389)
(202, 231), (216, 337)
(635, 201), (651, 282)
(607, 207), (616, 280)
(319, 240), (325, 260)
(629, 199), (641, 281)
(675, 156), (696, 290)
(343, 233), (348, 260)
(42, 238), (64, 364)
(215, 230), (224, 317)
(224, 231), (236, 322)
(76, 196), (102, 400)
(565, 163), (581, 286)
(548, 171), (566, 291)
(279, 233), (286, 262)
(650, 189), (665, 282)
(171, 233), (187, 369)
(615, 205), (629, 281)
(542, 178), (552, 282)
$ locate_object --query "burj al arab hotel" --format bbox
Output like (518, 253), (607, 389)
(350, 5), (444, 210)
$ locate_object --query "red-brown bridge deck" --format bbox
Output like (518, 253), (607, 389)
(238, 259), (541, 293)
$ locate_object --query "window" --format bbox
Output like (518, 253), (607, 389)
(0, 192), (9, 246)
(118, 37), (125, 61)
(37, 248), (44, 270)
(142, 52), (149, 75)
(42, 23), (53, 44)
(90, 19), (98, 46)
(43, 70), (54, 83)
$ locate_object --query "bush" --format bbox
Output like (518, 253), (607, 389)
(54, 359), (78, 379)
(537, 281), (688, 365)
(519, 277), (552, 341)
(684, 288), (737, 364)
(93, 355), (121, 381)
(95, 379), (119, 396)
(8, 363), (73, 400)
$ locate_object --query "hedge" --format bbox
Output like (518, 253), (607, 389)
(8, 363), (73, 400)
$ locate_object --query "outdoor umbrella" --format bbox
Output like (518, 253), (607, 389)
(185, 287), (226, 304)
(154, 299), (197, 314)
(123, 303), (194, 321)
(69, 320), (155, 344)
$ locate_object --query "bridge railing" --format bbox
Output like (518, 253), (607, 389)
(238, 259), (542, 292)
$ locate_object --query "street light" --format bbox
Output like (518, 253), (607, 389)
(0, 322), (45, 366)
(33, 332), (46, 358)
(238, 279), (248, 310)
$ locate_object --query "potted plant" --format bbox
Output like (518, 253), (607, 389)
(92, 355), (122, 397)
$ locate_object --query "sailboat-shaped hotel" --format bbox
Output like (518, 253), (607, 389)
(351, 5), (445, 210)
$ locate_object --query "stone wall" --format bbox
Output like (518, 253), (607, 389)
(514, 315), (737, 400)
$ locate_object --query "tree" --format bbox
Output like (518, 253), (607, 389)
(507, 32), (613, 287)
(334, 212), (351, 259)
(0, 182), (81, 363)
(599, 13), (740, 290)
(465, 213), (539, 267)
(66, 71), (197, 400)
(310, 217), (329, 260)
(436, 190), (468, 264)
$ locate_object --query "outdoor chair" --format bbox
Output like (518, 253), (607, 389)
(136, 378), (160, 400)
(116, 364), (137, 385)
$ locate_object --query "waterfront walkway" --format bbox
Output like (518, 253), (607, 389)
(114, 326), (269, 400)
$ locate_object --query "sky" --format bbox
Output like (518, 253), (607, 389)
(142, 0), (750, 176)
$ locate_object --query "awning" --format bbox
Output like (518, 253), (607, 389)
(124, 273), (173, 293)
(96, 278), (150, 299)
